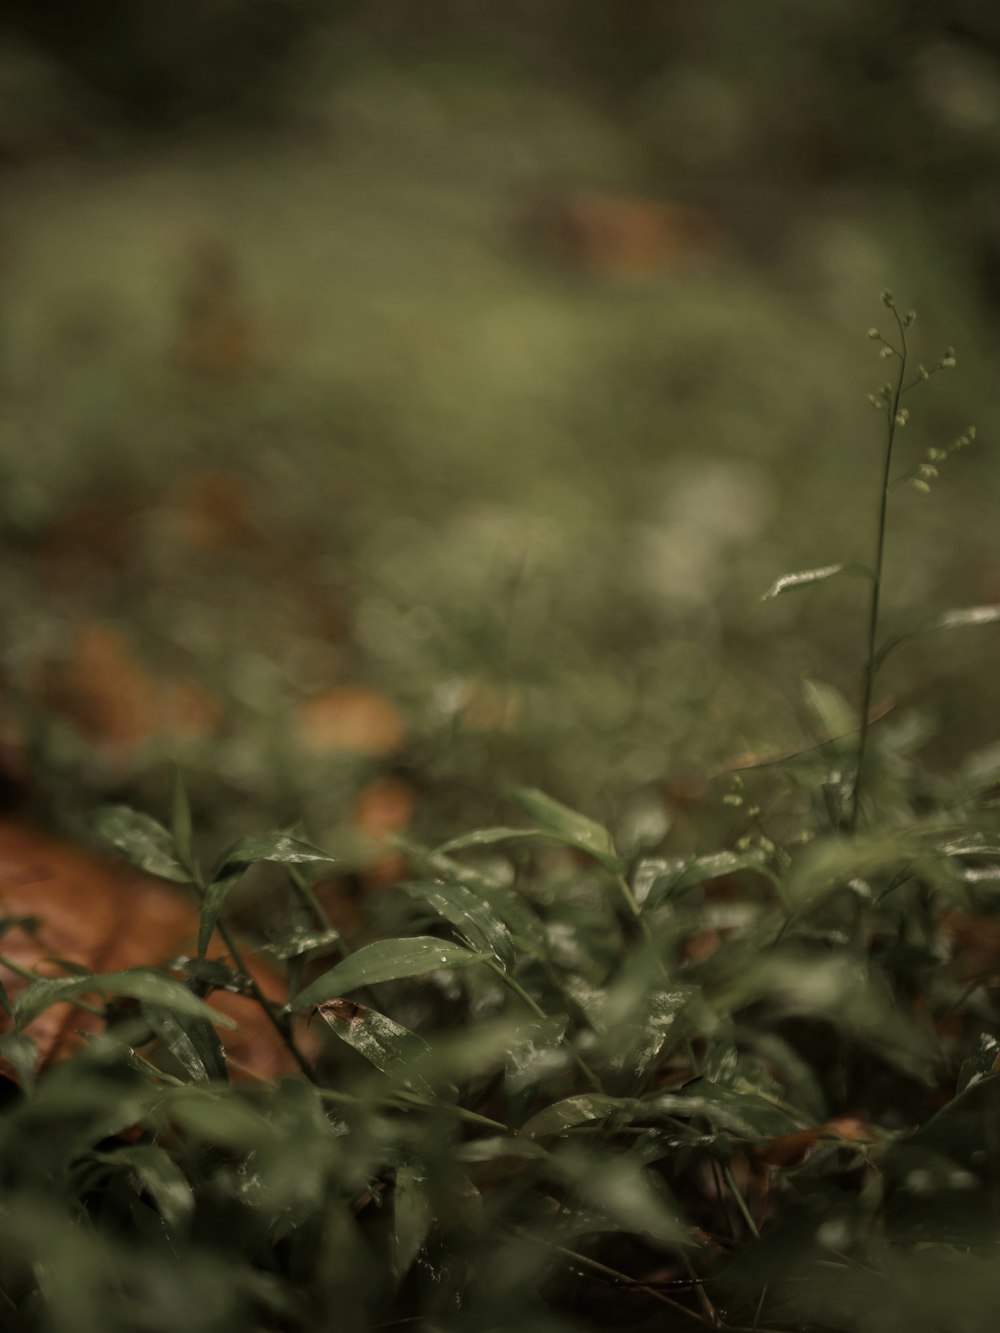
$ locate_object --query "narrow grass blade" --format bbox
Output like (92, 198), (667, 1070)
(510, 787), (620, 871)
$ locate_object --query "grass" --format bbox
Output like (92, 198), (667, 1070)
(3, 300), (1000, 1331)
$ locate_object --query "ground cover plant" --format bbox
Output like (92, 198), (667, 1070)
(3, 300), (1000, 1332)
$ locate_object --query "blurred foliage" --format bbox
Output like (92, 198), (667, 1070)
(1, 3), (1000, 849)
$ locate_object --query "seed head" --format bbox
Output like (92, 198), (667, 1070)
(880, 289), (894, 308)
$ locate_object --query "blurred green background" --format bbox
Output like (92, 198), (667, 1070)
(1, 0), (998, 859)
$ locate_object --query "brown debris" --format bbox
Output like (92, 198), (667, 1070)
(521, 190), (723, 277)
(0, 819), (304, 1082)
(44, 621), (222, 765)
(352, 775), (417, 886)
(295, 686), (405, 757)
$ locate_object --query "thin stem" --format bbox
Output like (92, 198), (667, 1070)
(189, 866), (320, 1083)
(615, 872), (653, 942)
(530, 1235), (712, 1324)
(216, 918), (319, 1083)
(723, 1163), (761, 1239)
(287, 864), (338, 939)
(849, 307), (908, 831)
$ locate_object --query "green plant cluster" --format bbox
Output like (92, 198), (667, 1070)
(2, 306), (1000, 1331)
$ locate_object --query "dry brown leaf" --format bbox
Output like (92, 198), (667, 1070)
(938, 910), (1000, 980)
(352, 776), (417, 886)
(757, 1116), (875, 1168)
(0, 819), (304, 1081)
(45, 621), (222, 765)
(522, 190), (722, 276)
(295, 686), (405, 757)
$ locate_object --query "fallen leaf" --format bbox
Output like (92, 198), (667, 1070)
(757, 1116), (875, 1168)
(44, 621), (222, 765)
(521, 190), (723, 276)
(295, 686), (405, 757)
(0, 819), (305, 1081)
(352, 776), (417, 886)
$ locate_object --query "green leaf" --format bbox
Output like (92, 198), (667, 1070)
(399, 880), (516, 969)
(436, 828), (540, 854)
(801, 677), (857, 742)
(15, 968), (236, 1030)
(211, 833), (337, 881)
(404, 1019), (539, 1090)
(260, 922), (341, 961)
(957, 1032), (1000, 1094)
(761, 561), (873, 601)
(291, 937), (486, 1010)
(522, 1093), (634, 1139)
(506, 1017), (570, 1098)
(391, 834), (508, 893)
(641, 1081), (804, 1139)
(170, 766), (195, 874)
(196, 872), (241, 960)
(165, 1088), (278, 1150)
(456, 1136), (547, 1164)
(940, 833), (1000, 859)
(393, 1163), (432, 1279)
(141, 1001), (228, 1083)
(94, 1144), (195, 1231)
(90, 805), (190, 883)
(392, 840), (547, 958)
(197, 835), (335, 962)
(637, 849), (773, 910)
(0, 1031), (38, 1088)
(554, 1148), (691, 1245)
(874, 604), (1000, 670)
(312, 999), (433, 1096)
(603, 987), (694, 1089)
(510, 787), (620, 871)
